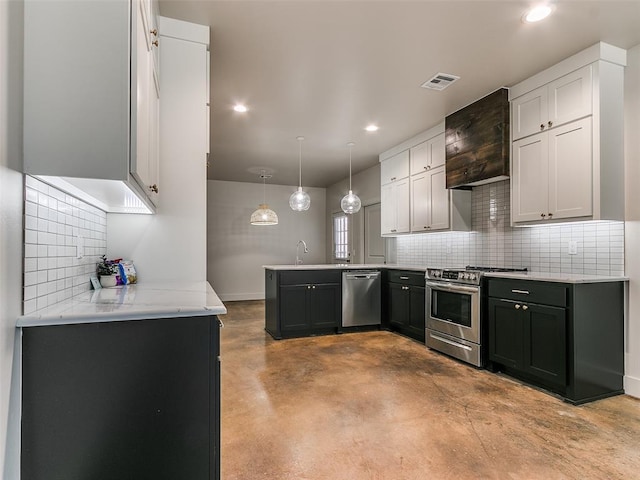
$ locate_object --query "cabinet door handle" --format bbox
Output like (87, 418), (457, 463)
(149, 184), (159, 194)
(399, 276), (409, 280)
(540, 124), (545, 131)
(307, 285), (311, 289)
(548, 121), (553, 127)
(152, 39), (159, 47)
(522, 305), (529, 311)
(150, 28), (158, 36)
(511, 289), (529, 295)
(391, 229), (397, 233)
(540, 213), (546, 218)
(312, 285), (316, 289)
(390, 176), (397, 181)
(548, 213), (553, 218)
(515, 304), (521, 309)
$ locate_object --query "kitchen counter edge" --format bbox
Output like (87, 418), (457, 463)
(16, 281), (227, 328)
(263, 265), (628, 284)
(263, 264), (428, 272)
(484, 271), (629, 284)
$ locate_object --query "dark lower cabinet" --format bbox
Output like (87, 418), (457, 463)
(385, 270), (425, 343)
(265, 269), (341, 339)
(524, 303), (567, 386)
(488, 299), (566, 388)
(487, 278), (624, 404)
(21, 315), (221, 480)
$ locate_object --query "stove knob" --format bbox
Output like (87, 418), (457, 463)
(469, 273), (476, 281)
(461, 273), (468, 280)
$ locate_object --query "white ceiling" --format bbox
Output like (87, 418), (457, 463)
(158, 0), (640, 188)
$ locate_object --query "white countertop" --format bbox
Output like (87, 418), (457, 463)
(17, 281), (227, 327)
(484, 271), (628, 283)
(263, 264), (429, 272)
(263, 264), (628, 284)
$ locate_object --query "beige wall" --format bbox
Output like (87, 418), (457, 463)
(208, 180), (327, 300)
(0, 0), (24, 477)
(624, 43), (640, 397)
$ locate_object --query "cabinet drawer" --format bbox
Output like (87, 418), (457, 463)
(487, 279), (567, 307)
(279, 269), (341, 285)
(387, 270), (425, 286)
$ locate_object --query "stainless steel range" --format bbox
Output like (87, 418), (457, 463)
(425, 266), (527, 367)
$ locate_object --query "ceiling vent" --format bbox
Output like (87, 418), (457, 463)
(421, 73), (460, 91)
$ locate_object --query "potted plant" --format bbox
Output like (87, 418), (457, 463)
(96, 256), (118, 287)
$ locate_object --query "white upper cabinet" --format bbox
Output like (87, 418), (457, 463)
(512, 65), (592, 141)
(381, 178), (410, 235)
(410, 166), (452, 232)
(132, 0), (160, 205)
(509, 42), (626, 225)
(380, 123), (471, 236)
(23, 0), (159, 213)
(381, 150), (410, 184)
(409, 133), (445, 174)
(513, 118), (592, 223)
(380, 149), (411, 235)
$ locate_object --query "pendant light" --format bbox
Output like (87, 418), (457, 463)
(341, 142), (361, 214)
(250, 171), (279, 225)
(289, 136), (311, 211)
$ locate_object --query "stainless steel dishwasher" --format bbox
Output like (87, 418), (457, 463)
(342, 270), (381, 327)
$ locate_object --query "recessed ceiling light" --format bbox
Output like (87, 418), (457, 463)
(365, 125), (379, 132)
(233, 104), (248, 113)
(522, 4), (554, 23)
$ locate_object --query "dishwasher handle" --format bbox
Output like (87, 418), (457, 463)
(344, 271), (381, 280)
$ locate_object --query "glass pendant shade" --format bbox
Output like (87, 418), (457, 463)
(290, 136), (311, 211)
(250, 204), (279, 225)
(341, 142), (361, 214)
(341, 190), (361, 214)
(289, 187), (311, 211)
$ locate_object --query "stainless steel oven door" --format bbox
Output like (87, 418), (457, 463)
(425, 281), (480, 344)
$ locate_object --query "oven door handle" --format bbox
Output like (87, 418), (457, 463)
(425, 281), (479, 294)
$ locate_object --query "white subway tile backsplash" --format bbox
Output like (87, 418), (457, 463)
(396, 180), (624, 276)
(23, 176), (107, 314)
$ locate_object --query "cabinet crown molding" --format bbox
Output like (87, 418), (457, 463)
(509, 42), (627, 100)
(379, 121), (444, 163)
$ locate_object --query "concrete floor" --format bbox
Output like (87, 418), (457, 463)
(220, 300), (640, 480)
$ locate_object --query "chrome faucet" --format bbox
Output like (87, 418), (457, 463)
(295, 240), (309, 266)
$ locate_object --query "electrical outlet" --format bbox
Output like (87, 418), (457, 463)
(568, 241), (578, 255)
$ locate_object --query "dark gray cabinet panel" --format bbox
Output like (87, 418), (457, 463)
(487, 278), (623, 404)
(488, 299), (523, 369)
(265, 269), (341, 339)
(21, 316), (221, 480)
(385, 270), (425, 343)
(525, 303), (567, 386)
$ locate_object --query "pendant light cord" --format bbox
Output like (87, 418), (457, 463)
(262, 171), (266, 204)
(348, 143), (353, 191)
(298, 139), (302, 188)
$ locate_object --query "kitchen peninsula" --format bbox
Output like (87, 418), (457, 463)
(17, 282), (225, 480)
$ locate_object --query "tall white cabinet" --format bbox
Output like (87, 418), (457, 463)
(108, 17), (210, 283)
(510, 43), (626, 225)
(379, 123), (471, 236)
(380, 150), (410, 235)
(23, 0), (160, 212)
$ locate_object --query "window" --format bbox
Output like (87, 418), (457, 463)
(333, 213), (349, 261)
